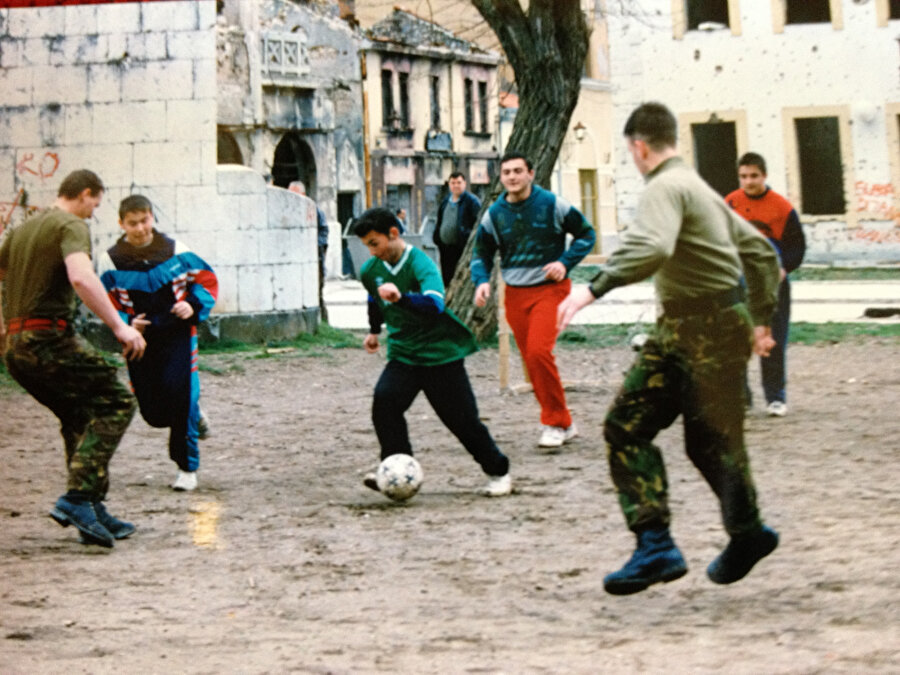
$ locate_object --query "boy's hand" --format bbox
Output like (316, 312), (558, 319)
(363, 333), (380, 353)
(171, 301), (194, 319)
(377, 283), (401, 303)
(474, 282), (491, 307)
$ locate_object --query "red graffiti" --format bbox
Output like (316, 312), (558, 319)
(855, 181), (897, 220)
(16, 152), (60, 182)
(0, 189), (40, 237)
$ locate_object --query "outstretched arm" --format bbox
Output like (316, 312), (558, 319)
(66, 252), (145, 360)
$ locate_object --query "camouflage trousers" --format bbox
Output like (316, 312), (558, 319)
(603, 303), (763, 537)
(5, 329), (136, 500)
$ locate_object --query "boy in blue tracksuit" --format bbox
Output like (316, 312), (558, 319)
(98, 195), (218, 492)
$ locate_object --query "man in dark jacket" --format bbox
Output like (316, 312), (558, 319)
(433, 172), (481, 286)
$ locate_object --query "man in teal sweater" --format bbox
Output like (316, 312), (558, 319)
(472, 152), (596, 449)
(558, 102), (781, 595)
(355, 207), (511, 497)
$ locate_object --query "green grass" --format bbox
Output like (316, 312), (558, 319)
(198, 322), (359, 355)
(570, 265), (900, 284)
(553, 322), (899, 348)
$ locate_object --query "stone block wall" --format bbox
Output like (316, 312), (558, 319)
(1, 0), (322, 340)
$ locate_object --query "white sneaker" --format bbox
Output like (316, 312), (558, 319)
(766, 401), (787, 417)
(538, 423), (578, 448)
(172, 470), (198, 491)
(483, 474), (512, 497)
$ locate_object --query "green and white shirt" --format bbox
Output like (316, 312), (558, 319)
(360, 244), (478, 366)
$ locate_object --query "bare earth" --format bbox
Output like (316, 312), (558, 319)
(1, 338), (899, 674)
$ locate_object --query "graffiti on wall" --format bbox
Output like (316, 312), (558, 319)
(853, 181), (900, 244)
(1, 151), (63, 236)
(16, 151), (60, 183)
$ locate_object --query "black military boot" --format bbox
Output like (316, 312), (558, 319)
(603, 526), (688, 595)
(707, 525), (778, 584)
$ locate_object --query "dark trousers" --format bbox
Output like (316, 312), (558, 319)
(603, 304), (763, 537)
(759, 279), (790, 404)
(127, 327), (199, 472)
(5, 330), (136, 500)
(436, 242), (464, 288)
(372, 358), (509, 477)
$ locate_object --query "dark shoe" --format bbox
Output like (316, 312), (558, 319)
(50, 496), (114, 548)
(603, 527), (688, 595)
(707, 525), (779, 584)
(363, 472), (379, 492)
(93, 501), (136, 539)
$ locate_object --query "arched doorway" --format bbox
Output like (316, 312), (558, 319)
(271, 133), (317, 195)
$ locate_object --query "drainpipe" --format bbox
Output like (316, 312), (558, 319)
(360, 51), (372, 208)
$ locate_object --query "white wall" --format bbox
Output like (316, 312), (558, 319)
(607, 1), (900, 264)
(1, 0), (321, 326)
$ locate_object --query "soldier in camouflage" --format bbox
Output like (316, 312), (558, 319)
(558, 103), (782, 595)
(0, 169), (146, 549)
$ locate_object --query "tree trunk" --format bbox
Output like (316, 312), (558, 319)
(446, 0), (590, 341)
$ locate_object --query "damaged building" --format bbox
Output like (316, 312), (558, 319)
(216, 0), (366, 274)
(361, 7), (502, 233)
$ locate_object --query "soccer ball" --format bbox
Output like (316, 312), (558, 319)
(376, 454), (424, 502)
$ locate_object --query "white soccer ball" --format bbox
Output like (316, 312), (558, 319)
(376, 454), (424, 502)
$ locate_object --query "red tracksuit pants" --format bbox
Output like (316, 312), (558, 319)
(505, 279), (572, 429)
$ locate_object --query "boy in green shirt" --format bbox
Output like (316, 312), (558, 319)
(354, 207), (511, 497)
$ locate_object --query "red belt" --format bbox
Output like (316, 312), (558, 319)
(6, 317), (68, 335)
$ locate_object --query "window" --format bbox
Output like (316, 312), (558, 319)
(381, 68), (394, 126)
(772, 0), (842, 32)
(579, 169), (601, 254)
(794, 117), (845, 215)
(691, 121), (739, 197)
(464, 78), (474, 132)
(398, 72), (410, 128)
(878, 0), (900, 24)
(786, 0), (830, 24)
(478, 81), (489, 134)
(687, 0), (729, 30)
(673, 0), (741, 38)
(430, 76), (441, 130)
(893, 0), (900, 19)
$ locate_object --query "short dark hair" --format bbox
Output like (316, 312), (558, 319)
(499, 151), (533, 170)
(738, 152), (767, 175)
(353, 207), (399, 237)
(118, 194), (154, 220)
(448, 171), (466, 181)
(623, 102), (677, 151)
(57, 170), (104, 199)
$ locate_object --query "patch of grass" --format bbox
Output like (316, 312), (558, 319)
(790, 266), (900, 281)
(199, 323), (359, 355)
(788, 322), (900, 344)
(0, 361), (21, 392)
(570, 264), (900, 284)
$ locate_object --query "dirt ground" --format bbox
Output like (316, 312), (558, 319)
(1, 336), (898, 674)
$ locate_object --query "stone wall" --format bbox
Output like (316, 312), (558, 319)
(1, 0), (321, 342)
(607, 2), (900, 266)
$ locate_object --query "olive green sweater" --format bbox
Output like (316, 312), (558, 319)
(590, 157), (779, 325)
